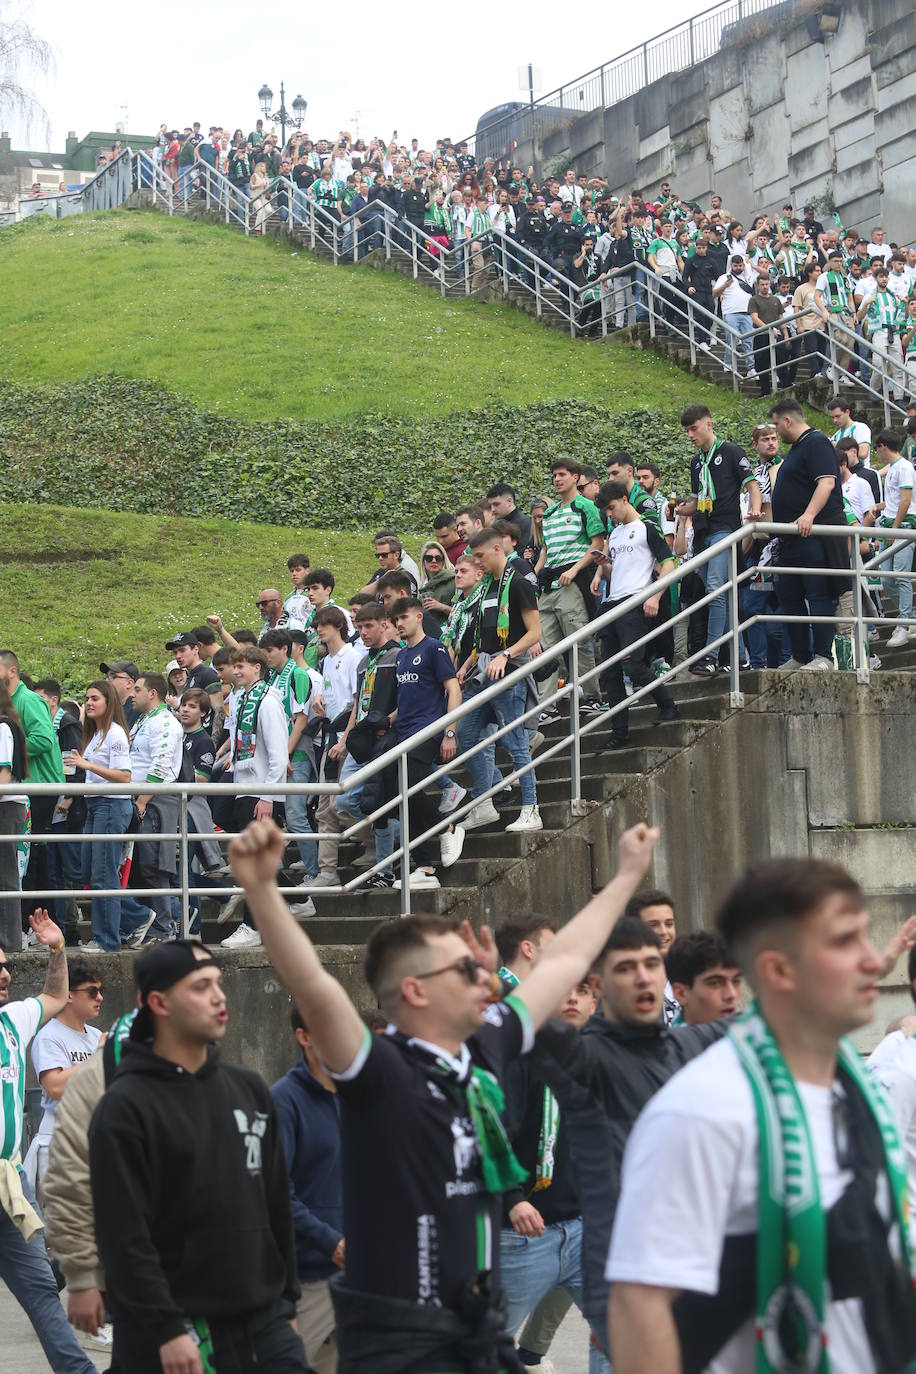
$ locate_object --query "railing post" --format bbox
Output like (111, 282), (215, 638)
(384, 211), (391, 261)
(689, 16), (695, 64)
(600, 64), (606, 107)
(728, 540), (744, 708)
(852, 535), (870, 684)
(501, 236), (509, 295)
(882, 353), (891, 428)
(687, 297), (697, 367)
(730, 324), (739, 392)
(768, 327), (776, 392)
(534, 259), (543, 317)
(439, 247), (447, 297)
(353, 217), (359, 264)
(643, 42), (650, 84)
(179, 791), (190, 941)
(332, 216), (339, 263)
(647, 277), (657, 339)
(464, 240), (470, 296)
(570, 643), (582, 805)
(601, 288), (608, 339)
(569, 285), (576, 340)
(827, 321), (839, 390)
(412, 224), (418, 278)
(310, 204), (316, 250)
(398, 752), (411, 917)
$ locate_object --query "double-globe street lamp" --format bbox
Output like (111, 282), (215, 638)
(257, 82), (307, 148)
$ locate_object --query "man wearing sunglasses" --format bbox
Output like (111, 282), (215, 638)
(0, 911), (96, 1373)
(228, 814), (657, 1373)
(28, 956), (104, 1190)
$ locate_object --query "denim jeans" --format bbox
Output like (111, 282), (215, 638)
(875, 532), (915, 619)
(82, 795), (132, 950)
(46, 820), (82, 930)
(587, 1308), (613, 1374)
(286, 756), (318, 877)
(459, 675), (536, 806)
(0, 1172), (97, 1373)
(722, 310), (754, 369)
(744, 582), (787, 667)
(700, 529), (747, 662)
(499, 1216), (585, 1336)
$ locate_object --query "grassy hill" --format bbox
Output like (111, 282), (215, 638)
(0, 504), (375, 690)
(3, 210), (753, 424)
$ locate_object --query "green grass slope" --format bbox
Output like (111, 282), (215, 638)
(4, 210), (752, 424)
(0, 504), (377, 690)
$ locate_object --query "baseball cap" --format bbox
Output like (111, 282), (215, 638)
(131, 941), (220, 1042)
(99, 659), (139, 680)
(165, 631), (198, 651)
(165, 658), (180, 676)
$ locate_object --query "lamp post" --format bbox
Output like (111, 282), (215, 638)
(257, 81), (308, 148)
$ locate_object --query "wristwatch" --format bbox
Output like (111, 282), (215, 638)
(444, 729), (456, 739)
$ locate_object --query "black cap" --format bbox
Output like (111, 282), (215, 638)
(803, 204), (814, 212)
(99, 659), (139, 680)
(131, 940), (220, 1041)
(165, 631), (198, 651)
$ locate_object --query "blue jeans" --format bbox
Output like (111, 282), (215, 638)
(47, 820), (82, 929)
(876, 533), (915, 619)
(82, 796), (132, 950)
(723, 311), (754, 369)
(499, 1216), (584, 1336)
(337, 753), (365, 816)
(286, 756), (318, 877)
(744, 582), (788, 667)
(587, 1308), (613, 1374)
(458, 675), (536, 807)
(700, 530), (747, 663)
(0, 1172), (96, 1373)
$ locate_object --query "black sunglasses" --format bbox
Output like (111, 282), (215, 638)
(0, 962), (10, 977)
(74, 984), (103, 998)
(425, 554), (444, 563)
(414, 956), (486, 985)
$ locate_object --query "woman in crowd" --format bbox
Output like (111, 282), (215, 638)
(418, 540), (456, 624)
(165, 660), (187, 712)
(64, 681), (132, 952)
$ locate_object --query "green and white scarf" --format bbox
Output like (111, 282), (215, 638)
(440, 581), (485, 653)
(783, 242), (809, 278)
(51, 707), (65, 731)
(234, 678), (269, 761)
(729, 1003), (913, 1374)
(268, 658), (298, 727)
(499, 967), (560, 1189)
(866, 290), (902, 334)
(476, 566), (515, 650)
(470, 208), (490, 239)
(696, 439), (722, 514)
(823, 271), (852, 315)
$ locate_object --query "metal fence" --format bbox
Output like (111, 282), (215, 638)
(3, 523), (915, 932)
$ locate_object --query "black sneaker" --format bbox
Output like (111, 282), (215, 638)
(604, 732), (632, 750)
(657, 705), (680, 722)
(580, 700), (609, 716)
(688, 658), (717, 676)
(364, 872), (394, 890)
(538, 706), (560, 725)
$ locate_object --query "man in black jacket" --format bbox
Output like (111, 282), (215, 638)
(89, 942), (310, 1374)
(401, 176), (428, 250)
(533, 916), (725, 1366)
(515, 198), (549, 285)
(366, 172), (398, 252)
(544, 204), (583, 295)
(681, 237), (718, 349)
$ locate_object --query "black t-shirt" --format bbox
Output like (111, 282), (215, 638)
(504, 507), (532, 550)
(477, 568), (538, 655)
(332, 1000), (533, 1308)
(690, 439), (753, 538)
(772, 426), (845, 526)
(183, 728), (216, 781)
(186, 663), (220, 693)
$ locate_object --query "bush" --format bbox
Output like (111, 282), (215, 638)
(0, 375), (770, 528)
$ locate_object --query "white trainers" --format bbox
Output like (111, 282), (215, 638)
(288, 897), (317, 917)
(506, 805), (544, 833)
(438, 783), (467, 815)
(220, 922), (262, 948)
(125, 910), (157, 950)
(393, 870), (441, 891)
(79, 940), (103, 952)
(309, 872), (340, 888)
(887, 625), (909, 649)
(698, 341), (711, 353)
(80, 1323), (113, 1350)
(801, 655), (833, 671)
(464, 799), (501, 830)
(440, 825), (465, 869)
(217, 891), (246, 924)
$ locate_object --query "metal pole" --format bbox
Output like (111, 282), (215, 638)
(398, 752), (411, 917)
(384, 211), (391, 261)
(412, 224), (418, 278)
(569, 284), (576, 340)
(688, 297), (696, 367)
(279, 80), (287, 149)
(881, 349), (891, 427)
(332, 215), (338, 263)
(535, 258), (542, 317)
(179, 792), (190, 940)
(570, 642), (582, 804)
(768, 327), (776, 391)
(310, 204), (316, 250)
(728, 541), (743, 706)
(647, 277), (656, 339)
(730, 323), (739, 392)
(439, 247), (447, 296)
(827, 321), (838, 390)
(689, 17), (695, 64)
(852, 535), (870, 684)
(643, 42), (650, 85)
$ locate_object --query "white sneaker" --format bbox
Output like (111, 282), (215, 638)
(81, 1323), (113, 1350)
(79, 940), (103, 951)
(745, 367), (758, 378)
(779, 658), (804, 670)
(287, 860), (307, 873)
(698, 341), (711, 352)
(529, 730), (546, 754)
(288, 898), (317, 917)
(125, 910), (157, 949)
(440, 825), (465, 869)
(887, 625), (909, 649)
(220, 922), (262, 948)
(438, 783), (467, 815)
(801, 655), (833, 671)
(464, 799), (501, 830)
(506, 805), (544, 833)
(309, 872), (340, 888)
(393, 870), (441, 891)
(217, 891), (246, 924)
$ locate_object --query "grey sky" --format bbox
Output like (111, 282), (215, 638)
(10, 0), (698, 152)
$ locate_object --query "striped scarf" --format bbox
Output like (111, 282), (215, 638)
(866, 290), (901, 333)
(823, 270), (852, 314)
(440, 581), (485, 652)
(498, 968), (560, 1190)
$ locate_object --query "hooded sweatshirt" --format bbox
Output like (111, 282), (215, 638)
(88, 1039), (298, 1353)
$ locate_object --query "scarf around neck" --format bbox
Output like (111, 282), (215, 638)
(234, 678), (269, 759)
(696, 439), (722, 514)
(498, 968), (559, 1189)
(441, 581), (485, 652)
(476, 566), (515, 650)
(728, 1002), (913, 1374)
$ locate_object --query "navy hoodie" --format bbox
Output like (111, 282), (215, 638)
(271, 1058), (343, 1281)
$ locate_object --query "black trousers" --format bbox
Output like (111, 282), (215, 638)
(753, 332), (793, 396)
(380, 739), (443, 873)
(597, 603), (676, 735)
(21, 794), (57, 926)
(111, 1301), (310, 1374)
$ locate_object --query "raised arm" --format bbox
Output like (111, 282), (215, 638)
(32, 909), (68, 1022)
(515, 824), (658, 1030)
(229, 821), (364, 1072)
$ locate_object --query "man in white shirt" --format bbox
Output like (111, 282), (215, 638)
(828, 395), (872, 463)
(712, 254), (757, 375)
(119, 672), (185, 948)
(838, 447), (873, 523)
(866, 226), (893, 266)
(311, 606), (362, 888)
(607, 857), (916, 1374)
(868, 949), (916, 1247)
(864, 428), (916, 648)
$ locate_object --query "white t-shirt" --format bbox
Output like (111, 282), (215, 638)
(320, 643), (361, 723)
(831, 421), (871, 458)
(0, 722), (27, 805)
(842, 472), (873, 522)
(883, 456), (915, 522)
(83, 724), (131, 797)
(31, 1018), (102, 1134)
(607, 1038), (875, 1374)
(868, 1030), (916, 1246)
(887, 271), (910, 301)
(867, 241), (892, 266)
(606, 518), (671, 600)
(714, 271), (754, 315)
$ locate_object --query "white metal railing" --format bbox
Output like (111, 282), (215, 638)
(3, 523), (915, 932)
(465, 0), (780, 161)
(0, 148), (135, 224)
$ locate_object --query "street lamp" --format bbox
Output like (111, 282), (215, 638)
(256, 80), (307, 147)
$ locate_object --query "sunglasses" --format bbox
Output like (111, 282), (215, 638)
(414, 955), (486, 985)
(255, 599), (277, 608)
(75, 984), (103, 998)
(376, 551), (396, 559)
(425, 554), (444, 564)
(0, 962), (10, 977)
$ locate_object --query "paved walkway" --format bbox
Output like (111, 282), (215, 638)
(1, 1282), (592, 1372)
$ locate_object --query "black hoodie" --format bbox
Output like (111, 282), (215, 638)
(88, 1039), (299, 1354)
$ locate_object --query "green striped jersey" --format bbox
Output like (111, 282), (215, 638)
(313, 179), (343, 208)
(542, 495), (606, 569)
(1, 998), (42, 1161)
(866, 291), (903, 333)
